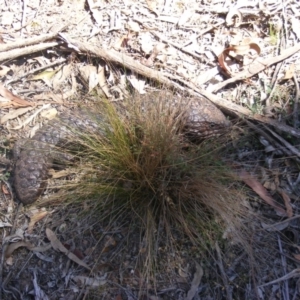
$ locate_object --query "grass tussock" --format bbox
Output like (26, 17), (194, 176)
(51, 91), (250, 282)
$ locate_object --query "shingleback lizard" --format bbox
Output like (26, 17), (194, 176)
(13, 93), (230, 205)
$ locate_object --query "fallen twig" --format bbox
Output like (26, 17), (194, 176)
(215, 241), (232, 300)
(0, 42), (59, 62)
(245, 120), (299, 159)
(58, 34), (300, 140)
(0, 28), (66, 53)
(58, 33), (179, 90)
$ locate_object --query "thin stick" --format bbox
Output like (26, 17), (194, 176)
(215, 242), (232, 300)
(0, 27), (66, 53)
(58, 34), (300, 139)
(0, 42), (59, 62)
(293, 73), (300, 128)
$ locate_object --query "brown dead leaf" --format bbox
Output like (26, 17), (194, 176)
(218, 42), (260, 77)
(5, 241), (34, 258)
(239, 170), (287, 216)
(0, 84), (33, 107)
(5, 240), (52, 258)
(185, 262), (203, 300)
(293, 253), (300, 261)
(62, 243), (85, 260)
(46, 228), (91, 270)
(1, 183), (9, 195)
(281, 190), (293, 218)
(28, 211), (49, 233)
(102, 235), (117, 253)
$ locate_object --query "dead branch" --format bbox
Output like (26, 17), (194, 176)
(58, 34), (300, 139)
(0, 42), (59, 62)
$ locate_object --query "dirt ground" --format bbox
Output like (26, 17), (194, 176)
(1, 0), (300, 299)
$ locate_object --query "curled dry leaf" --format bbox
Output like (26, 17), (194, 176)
(226, 7), (242, 27)
(218, 41), (261, 77)
(46, 228), (91, 270)
(5, 241), (34, 258)
(5, 240), (52, 259)
(239, 170), (287, 217)
(1, 181), (10, 195)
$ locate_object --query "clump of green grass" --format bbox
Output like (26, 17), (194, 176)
(51, 91), (250, 284)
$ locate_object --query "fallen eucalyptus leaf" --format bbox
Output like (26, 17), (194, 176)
(46, 228), (91, 270)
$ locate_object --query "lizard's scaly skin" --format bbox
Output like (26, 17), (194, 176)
(13, 95), (230, 204)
